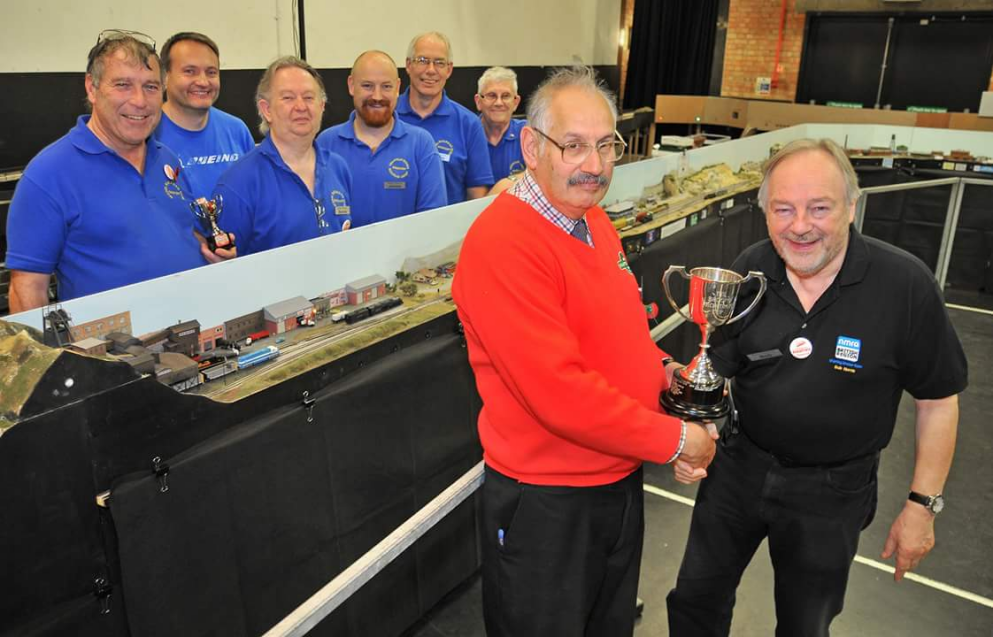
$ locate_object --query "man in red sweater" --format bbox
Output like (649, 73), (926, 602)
(453, 66), (718, 637)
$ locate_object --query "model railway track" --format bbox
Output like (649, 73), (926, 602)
(199, 300), (448, 398)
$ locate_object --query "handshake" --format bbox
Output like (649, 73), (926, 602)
(663, 359), (720, 485)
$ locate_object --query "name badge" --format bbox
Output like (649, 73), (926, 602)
(384, 181), (407, 190)
(439, 153), (451, 162)
(334, 205), (350, 216)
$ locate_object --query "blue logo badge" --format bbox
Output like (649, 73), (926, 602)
(834, 336), (861, 363)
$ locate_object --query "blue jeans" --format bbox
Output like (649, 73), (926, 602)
(667, 425), (879, 637)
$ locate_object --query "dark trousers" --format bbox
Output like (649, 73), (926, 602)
(481, 465), (645, 637)
(667, 426), (879, 637)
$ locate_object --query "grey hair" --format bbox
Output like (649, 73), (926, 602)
(477, 66), (518, 95)
(758, 138), (861, 211)
(526, 66), (618, 148)
(255, 56), (327, 136)
(87, 37), (161, 88)
(406, 31), (453, 62)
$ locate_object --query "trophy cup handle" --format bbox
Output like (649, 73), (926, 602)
(661, 265), (694, 322)
(724, 270), (767, 325)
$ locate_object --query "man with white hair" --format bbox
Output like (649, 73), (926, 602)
(666, 138), (967, 636)
(396, 31), (493, 204)
(474, 66), (525, 182)
(454, 66), (717, 637)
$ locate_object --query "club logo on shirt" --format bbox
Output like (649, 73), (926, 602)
(329, 190), (350, 215)
(388, 157), (410, 179)
(829, 335), (863, 373)
(163, 163), (185, 199)
(509, 160), (525, 175)
(435, 139), (454, 162)
(617, 251), (634, 277)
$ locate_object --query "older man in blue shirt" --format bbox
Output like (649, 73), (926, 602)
(318, 51), (444, 227)
(213, 57), (351, 257)
(396, 32), (493, 205)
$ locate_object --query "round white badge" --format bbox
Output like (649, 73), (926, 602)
(789, 337), (813, 359)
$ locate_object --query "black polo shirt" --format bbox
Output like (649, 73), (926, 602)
(711, 226), (968, 465)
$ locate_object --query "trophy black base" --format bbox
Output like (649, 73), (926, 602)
(207, 232), (235, 253)
(659, 380), (730, 420)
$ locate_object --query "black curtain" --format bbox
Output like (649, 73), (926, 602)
(624, 0), (720, 110)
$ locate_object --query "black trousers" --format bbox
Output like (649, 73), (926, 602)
(667, 426), (879, 637)
(481, 465), (644, 637)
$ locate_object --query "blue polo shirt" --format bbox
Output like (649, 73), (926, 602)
(316, 113), (446, 227)
(153, 106), (256, 195)
(487, 117), (527, 182)
(5, 116), (206, 302)
(212, 135), (352, 256)
(396, 89), (494, 204)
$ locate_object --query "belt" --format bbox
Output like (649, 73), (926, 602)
(734, 424), (879, 470)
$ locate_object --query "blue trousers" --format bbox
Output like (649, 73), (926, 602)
(481, 465), (644, 637)
(667, 426), (879, 637)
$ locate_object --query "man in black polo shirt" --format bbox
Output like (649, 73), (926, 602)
(666, 138), (967, 636)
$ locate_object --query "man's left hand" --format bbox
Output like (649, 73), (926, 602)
(881, 502), (936, 582)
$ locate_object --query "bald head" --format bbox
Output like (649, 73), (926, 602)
(348, 50), (400, 128)
(351, 50), (398, 77)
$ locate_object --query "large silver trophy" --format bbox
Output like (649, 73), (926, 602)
(191, 195), (234, 252)
(659, 266), (766, 419)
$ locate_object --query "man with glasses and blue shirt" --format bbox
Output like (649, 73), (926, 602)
(453, 66), (718, 637)
(475, 66), (526, 183)
(397, 32), (493, 204)
(212, 56), (351, 257)
(317, 50), (445, 227)
(5, 30), (210, 313)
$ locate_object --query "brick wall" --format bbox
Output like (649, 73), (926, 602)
(721, 0), (806, 101)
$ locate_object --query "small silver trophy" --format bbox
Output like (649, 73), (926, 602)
(660, 266), (766, 419)
(191, 195), (234, 252)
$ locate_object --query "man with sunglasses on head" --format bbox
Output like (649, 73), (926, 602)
(5, 30), (210, 313)
(453, 66), (718, 637)
(153, 32), (255, 196)
(475, 66), (526, 184)
(396, 31), (493, 205)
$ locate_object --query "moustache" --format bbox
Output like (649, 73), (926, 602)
(567, 173), (609, 187)
(362, 99), (392, 109)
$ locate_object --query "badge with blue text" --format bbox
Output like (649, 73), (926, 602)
(829, 335), (863, 373)
(435, 139), (454, 162)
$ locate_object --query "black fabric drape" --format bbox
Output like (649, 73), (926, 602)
(624, 0), (720, 109)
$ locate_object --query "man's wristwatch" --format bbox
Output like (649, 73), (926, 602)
(908, 491), (945, 515)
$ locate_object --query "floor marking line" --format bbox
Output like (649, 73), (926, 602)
(643, 483), (993, 610)
(946, 303), (993, 316)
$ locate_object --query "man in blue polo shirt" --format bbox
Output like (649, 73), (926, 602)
(5, 30), (207, 313)
(213, 56), (351, 257)
(475, 66), (526, 183)
(153, 32), (255, 196)
(317, 50), (444, 227)
(396, 31), (493, 205)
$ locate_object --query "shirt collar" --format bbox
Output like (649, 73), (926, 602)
(482, 117), (521, 145)
(70, 114), (158, 158)
(397, 88), (453, 120)
(260, 134), (326, 172)
(510, 171), (588, 239)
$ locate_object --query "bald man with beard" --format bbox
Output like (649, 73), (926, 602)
(317, 51), (445, 227)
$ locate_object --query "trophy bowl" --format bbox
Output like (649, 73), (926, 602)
(659, 266), (766, 420)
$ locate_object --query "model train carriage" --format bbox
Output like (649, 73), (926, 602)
(237, 345), (280, 369)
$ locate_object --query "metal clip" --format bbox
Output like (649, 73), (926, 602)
(152, 456), (170, 493)
(93, 577), (112, 615)
(302, 391), (316, 423)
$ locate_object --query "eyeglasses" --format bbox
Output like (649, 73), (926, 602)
(96, 29), (156, 51)
(480, 92), (517, 104)
(409, 56), (451, 70)
(531, 128), (627, 165)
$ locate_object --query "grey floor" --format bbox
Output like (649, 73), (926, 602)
(406, 307), (993, 636)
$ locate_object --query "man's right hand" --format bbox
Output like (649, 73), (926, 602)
(673, 421), (719, 485)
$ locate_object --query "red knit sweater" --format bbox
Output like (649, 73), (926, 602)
(453, 192), (683, 486)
